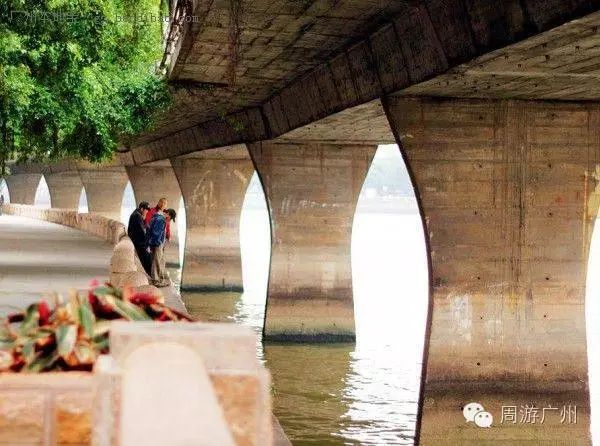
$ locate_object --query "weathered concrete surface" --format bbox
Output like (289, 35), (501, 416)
(131, 0), (600, 161)
(401, 11), (600, 101)
(171, 146), (254, 292)
(384, 97), (599, 444)
(3, 173), (42, 205)
(125, 162), (182, 267)
(248, 141), (375, 342)
(45, 171), (84, 210)
(78, 168), (128, 220)
(0, 215), (112, 315)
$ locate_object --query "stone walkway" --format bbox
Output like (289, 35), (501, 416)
(0, 215), (113, 316)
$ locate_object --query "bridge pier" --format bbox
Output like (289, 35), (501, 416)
(45, 172), (84, 210)
(126, 162), (182, 267)
(170, 146), (254, 292)
(78, 168), (128, 220)
(248, 141), (375, 342)
(3, 173), (42, 205)
(384, 97), (598, 444)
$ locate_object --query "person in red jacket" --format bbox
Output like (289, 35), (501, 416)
(145, 197), (172, 241)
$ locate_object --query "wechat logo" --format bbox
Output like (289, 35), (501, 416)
(463, 402), (493, 428)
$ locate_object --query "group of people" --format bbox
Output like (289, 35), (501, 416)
(127, 198), (177, 288)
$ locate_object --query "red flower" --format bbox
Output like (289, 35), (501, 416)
(88, 291), (98, 307)
(129, 293), (159, 306)
(38, 301), (51, 326)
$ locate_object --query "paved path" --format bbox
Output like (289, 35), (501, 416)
(0, 215), (113, 316)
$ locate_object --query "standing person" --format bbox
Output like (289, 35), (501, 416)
(145, 197), (172, 242)
(146, 208), (177, 287)
(0, 194), (4, 216)
(127, 201), (151, 274)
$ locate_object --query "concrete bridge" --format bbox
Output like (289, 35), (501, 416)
(5, 2), (600, 443)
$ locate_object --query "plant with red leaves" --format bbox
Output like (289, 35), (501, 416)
(0, 284), (191, 373)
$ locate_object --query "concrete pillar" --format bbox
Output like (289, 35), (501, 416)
(170, 146), (254, 292)
(78, 168), (128, 220)
(45, 172), (84, 210)
(126, 162), (182, 267)
(3, 174), (42, 205)
(247, 141), (376, 342)
(384, 97), (599, 444)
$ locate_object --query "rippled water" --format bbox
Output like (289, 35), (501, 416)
(183, 209), (428, 445)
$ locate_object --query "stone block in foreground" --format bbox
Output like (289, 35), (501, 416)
(0, 322), (275, 446)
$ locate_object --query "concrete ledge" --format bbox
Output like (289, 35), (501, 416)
(180, 284), (244, 293)
(264, 333), (356, 344)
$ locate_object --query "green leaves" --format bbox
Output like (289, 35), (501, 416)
(78, 298), (96, 338)
(0, 0), (171, 165)
(56, 324), (77, 358)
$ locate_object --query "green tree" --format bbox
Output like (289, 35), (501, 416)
(0, 0), (171, 175)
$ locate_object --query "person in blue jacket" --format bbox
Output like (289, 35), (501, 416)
(146, 208), (177, 287)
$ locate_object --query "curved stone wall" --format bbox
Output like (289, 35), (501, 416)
(1, 203), (126, 244)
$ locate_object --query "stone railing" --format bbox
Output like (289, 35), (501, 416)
(1, 203), (126, 244)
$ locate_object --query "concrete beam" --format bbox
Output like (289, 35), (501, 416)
(45, 172), (83, 210)
(78, 168), (128, 220)
(3, 174), (42, 205)
(170, 146), (253, 292)
(247, 141), (376, 342)
(125, 162), (182, 267)
(384, 97), (599, 444)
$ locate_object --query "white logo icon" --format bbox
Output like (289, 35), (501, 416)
(463, 402), (493, 428)
(474, 411), (493, 428)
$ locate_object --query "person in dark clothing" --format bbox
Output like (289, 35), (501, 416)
(128, 201), (152, 274)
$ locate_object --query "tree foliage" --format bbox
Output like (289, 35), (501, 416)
(0, 0), (172, 175)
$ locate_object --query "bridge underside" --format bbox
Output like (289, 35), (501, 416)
(6, 5), (600, 444)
